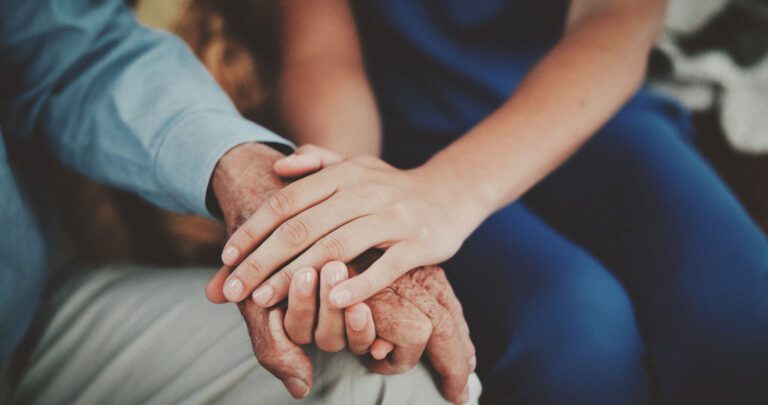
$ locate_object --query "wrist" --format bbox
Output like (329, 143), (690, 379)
(211, 142), (287, 233)
(409, 162), (493, 235)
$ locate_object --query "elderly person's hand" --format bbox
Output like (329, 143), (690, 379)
(353, 251), (476, 404)
(276, 250), (476, 403)
(206, 143), (475, 404)
(207, 256), (476, 404)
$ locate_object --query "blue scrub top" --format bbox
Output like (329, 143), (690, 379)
(352, 0), (691, 166)
(353, 0), (569, 137)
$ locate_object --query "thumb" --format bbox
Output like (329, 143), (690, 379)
(274, 144), (344, 178)
(240, 302), (314, 399)
(205, 266), (230, 304)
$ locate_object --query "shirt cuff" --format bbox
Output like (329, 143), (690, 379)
(155, 110), (294, 219)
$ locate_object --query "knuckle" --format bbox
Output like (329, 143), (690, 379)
(278, 218), (310, 247)
(257, 353), (284, 374)
(273, 270), (293, 290)
(443, 367), (467, 382)
(238, 224), (260, 245)
(285, 323), (312, 345)
(254, 349), (271, 365)
(380, 261), (402, 284)
(267, 191), (293, 218)
(431, 313), (456, 344)
(356, 275), (378, 297)
(319, 235), (346, 260)
(290, 333), (313, 346)
(415, 321), (433, 346)
(357, 183), (388, 201)
(390, 360), (417, 374)
(293, 309), (316, 321)
(349, 345), (369, 355)
(315, 333), (346, 353)
(242, 259), (266, 278)
(393, 319), (432, 347)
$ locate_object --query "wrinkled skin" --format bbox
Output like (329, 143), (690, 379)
(207, 143), (475, 403)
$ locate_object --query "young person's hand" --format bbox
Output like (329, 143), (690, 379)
(217, 145), (486, 311)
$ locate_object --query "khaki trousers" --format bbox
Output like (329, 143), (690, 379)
(4, 266), (480, 404)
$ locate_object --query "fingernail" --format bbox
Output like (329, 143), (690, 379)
(284, 377), (309, 399)
(330, 288), (351, 307)
(298, 270), (315, 296)
(221, 246), (239, 265)
(281, 154), (297, 163)
(223, 278), (244, 301)
(347, 308), (367, 331)
(371, 348), (385, 360)
(327, 262), (347, 285)
(468, 356), (477, 372)
(252, 285), (274, 305)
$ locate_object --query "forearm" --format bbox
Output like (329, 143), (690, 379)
(279, 62), (381, 156)
(278, 0), (380, 157)
(417, 1), (665, 217)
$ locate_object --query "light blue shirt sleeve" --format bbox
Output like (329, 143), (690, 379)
(0, 0), (293, 218)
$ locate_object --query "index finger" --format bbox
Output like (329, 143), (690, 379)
(408, 266), (475, 371)
(365, 289), (432, 375)
(220, 166), (341, 268)
(394, 281), (470, 404)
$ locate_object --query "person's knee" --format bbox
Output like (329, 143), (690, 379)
(655, 264), (768, 362)
(649, 280), (768, 403)
(525, 260), (641, 364)
(485, 259), (647, 403)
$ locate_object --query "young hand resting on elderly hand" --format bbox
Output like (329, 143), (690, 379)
(217, 144), (489, 310)
(204, 143), (476, 404)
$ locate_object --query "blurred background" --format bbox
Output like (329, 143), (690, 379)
(55, 0), (768, 271)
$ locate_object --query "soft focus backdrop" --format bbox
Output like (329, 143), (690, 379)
(55, 0), (768, 270)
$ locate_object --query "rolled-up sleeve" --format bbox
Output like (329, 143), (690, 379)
(0, 0), (292, 217)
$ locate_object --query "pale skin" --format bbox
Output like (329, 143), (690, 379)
(206, 143), (475, 404)
(217, 0), (667, 308)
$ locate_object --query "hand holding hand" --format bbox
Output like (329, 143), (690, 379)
(208, 257), (476, 404)
(206, 143), (475, 404)
(277, 250), (476, 404)
(283, 261), (394, 357)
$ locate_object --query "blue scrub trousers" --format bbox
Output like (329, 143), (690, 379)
(383, 95), (768, 404)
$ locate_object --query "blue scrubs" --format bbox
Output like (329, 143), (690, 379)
(353, 1), (768, 403)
